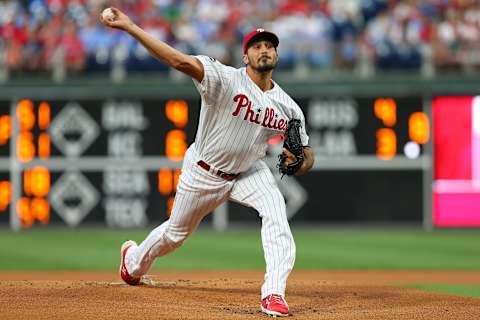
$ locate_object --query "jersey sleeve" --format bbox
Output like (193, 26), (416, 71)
(191, 55), (231, 107)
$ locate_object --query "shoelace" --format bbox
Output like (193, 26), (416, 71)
(270, 294), (285, 305)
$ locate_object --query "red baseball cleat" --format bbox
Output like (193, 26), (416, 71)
(119, 240), (141, 285)
(261, 294), (290, 317)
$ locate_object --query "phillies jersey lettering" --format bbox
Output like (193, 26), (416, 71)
(232, 94), (288, 131)
(192, 55), (309, 174)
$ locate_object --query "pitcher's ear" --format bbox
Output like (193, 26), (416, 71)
(242, 54), (249, 65)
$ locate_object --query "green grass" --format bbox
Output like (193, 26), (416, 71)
(409, 284), (480, 298)
(0, 227), (479, 270)
(294, 228), (480, 269)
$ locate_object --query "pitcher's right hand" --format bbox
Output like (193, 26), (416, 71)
(100, 7), (134, 32)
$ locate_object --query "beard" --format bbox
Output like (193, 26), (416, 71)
(252, 57), (278, 72)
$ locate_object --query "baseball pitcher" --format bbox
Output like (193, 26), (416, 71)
(101, 7), (315, 317)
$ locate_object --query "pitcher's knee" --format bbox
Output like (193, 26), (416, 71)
(163, 228), (189, 249)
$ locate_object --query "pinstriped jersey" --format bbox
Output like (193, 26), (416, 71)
(191, 55), (309, 174)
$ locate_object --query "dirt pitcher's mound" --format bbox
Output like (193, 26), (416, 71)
(0, 271), (479, 319)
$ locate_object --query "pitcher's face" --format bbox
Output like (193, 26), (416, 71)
(243, 40), (278, 72)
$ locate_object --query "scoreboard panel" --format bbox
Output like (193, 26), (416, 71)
(0, 95), (430, 229)
(0, 98), (199, 228)
(4, 99), (196, 158)
(302, 96), (428, 159)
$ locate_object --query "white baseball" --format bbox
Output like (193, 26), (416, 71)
(102, 8), (115, 20)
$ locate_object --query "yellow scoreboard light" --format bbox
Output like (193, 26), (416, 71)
(37, 102), (51, 130)
(374, 98), (397, 127)
(373, 98), (429, 160)
(17, 132), (35, 162)
(38, 133), (50, 159)
(0, 181), (11, 212)
(165, 100), (189, 128)
(12, 100), (52, 227)
(376, 128), (396, 160)
(16, 99), (35, 131)
(0, 115), (11, 145)
(16, 197), (50, 227)
(161, 99), (190, 216)
(409, 112), (430, 145)
(23, 166), (50, 197)
(15, 100), (52, 162)
(374, 98), (398, 160)
(166, 130), (187, 161)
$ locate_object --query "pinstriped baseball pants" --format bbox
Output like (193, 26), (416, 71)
(124, 144), (296, 298)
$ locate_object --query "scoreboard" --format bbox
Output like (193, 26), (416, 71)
(301, 96), (429, 160)
(0, 98), (199, 229)
(0, 95), (431, 229)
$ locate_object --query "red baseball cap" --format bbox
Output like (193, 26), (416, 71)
(243, 28), (279, 53)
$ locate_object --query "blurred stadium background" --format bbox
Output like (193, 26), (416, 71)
(0, 0), (480, 295)
(2, 0), (480, 78)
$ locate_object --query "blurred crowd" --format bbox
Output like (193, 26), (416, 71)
(1, 0), (480, 76)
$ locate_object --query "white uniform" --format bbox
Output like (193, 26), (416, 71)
(124, 55), (309, 298)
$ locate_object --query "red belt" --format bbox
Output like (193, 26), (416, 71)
(197, 160), (239, 181)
